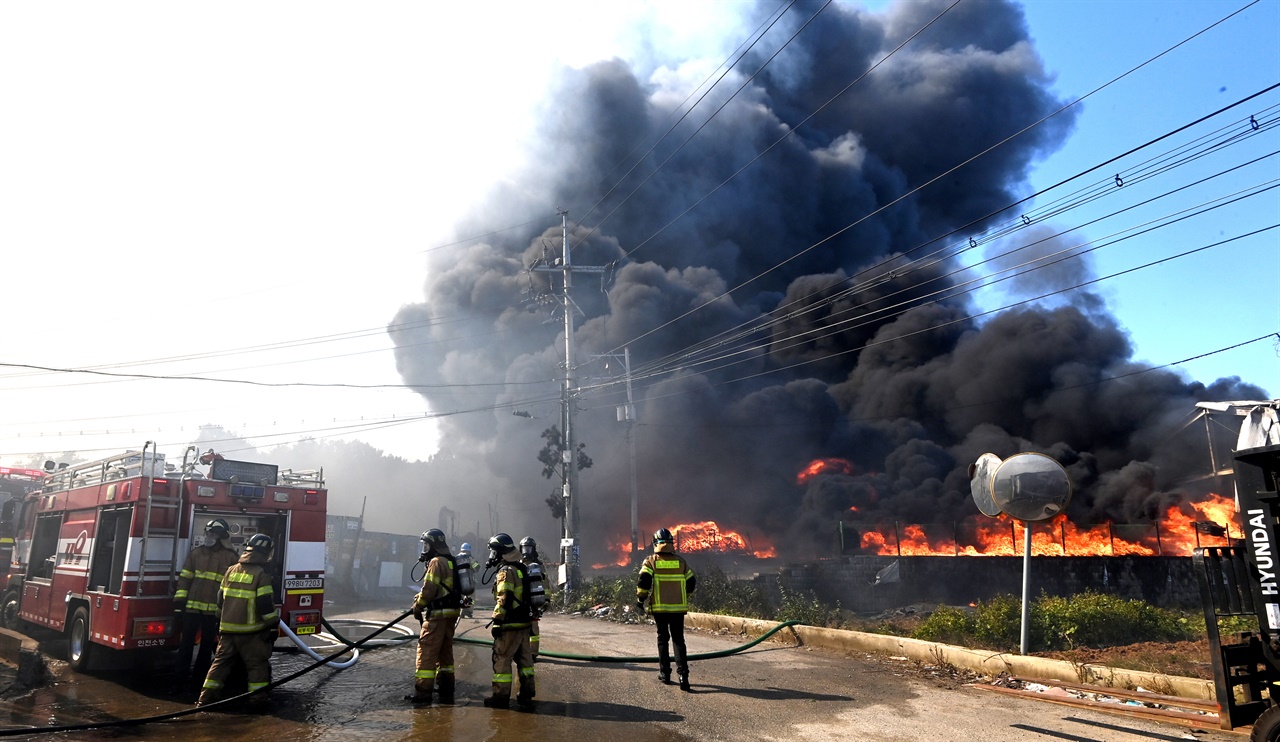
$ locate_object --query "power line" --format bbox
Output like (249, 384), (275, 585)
(618, 333), (1280, 429)
(621, 107), (1279, 384)
(0, 361), (558, 391)
(596, 6), (1274, 362)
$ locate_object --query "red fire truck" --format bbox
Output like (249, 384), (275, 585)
(0, 443), (327, 671)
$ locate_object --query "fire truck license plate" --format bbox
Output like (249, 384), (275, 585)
(284, 578), (323, 590)
(295, 625), (316, 635)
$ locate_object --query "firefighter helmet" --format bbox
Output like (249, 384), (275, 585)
(244, 533), (274, 554)
(652, 528), (674, 546)
(421, 528), (448, 555)
(204, 518), (230, 538)
(460, 542), (472, 553)
(520, 536), (537, 558)
(488, 533), (516, 555)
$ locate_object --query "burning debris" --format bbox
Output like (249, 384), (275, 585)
(672, 521), (776, 558)
(852, 492), (1240, 557)
(592, 520), (776, 568)
(389, 0), (1267, 564)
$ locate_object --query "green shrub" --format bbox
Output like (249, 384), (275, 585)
(1035, 592), (1195, 649)
(912, 605), (974, 645)
(688, 565), (772, 619)
(566, 575), (633, 615)
(972, 594), (1023, 648)
(911, 591), (1201, 652)
(776, 583), (841, 627)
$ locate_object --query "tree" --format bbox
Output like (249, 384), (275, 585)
(537, 425), (592, 522)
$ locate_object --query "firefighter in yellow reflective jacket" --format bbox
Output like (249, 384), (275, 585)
(483, 533), (535, 709)
(405, 528), (459, 705)
(198, 533), (279, 707)
(174, 518), (239, 688)
(637, 528), (697, 691)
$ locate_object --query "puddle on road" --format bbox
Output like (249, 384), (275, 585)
(0, 638), (686, 742)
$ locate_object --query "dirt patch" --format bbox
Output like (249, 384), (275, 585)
(1032, 639), (1215, 681)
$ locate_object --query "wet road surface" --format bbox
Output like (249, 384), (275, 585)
(0, 606), (1248, 741)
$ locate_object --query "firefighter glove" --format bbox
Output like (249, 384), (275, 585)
(173, 598), (186, 613)
(490, 625), (503, 640)
(411, 606), (423, 623)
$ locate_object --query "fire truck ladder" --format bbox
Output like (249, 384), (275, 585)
(136, 441), (181, 596)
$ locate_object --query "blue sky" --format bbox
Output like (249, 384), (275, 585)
(0, 0), (1275, 467)
(1012, 0), (1278, 397)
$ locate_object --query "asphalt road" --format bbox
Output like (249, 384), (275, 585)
(0, 607), (1248, 741)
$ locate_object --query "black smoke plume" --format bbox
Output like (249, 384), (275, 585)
(390, 0), (1266, 561)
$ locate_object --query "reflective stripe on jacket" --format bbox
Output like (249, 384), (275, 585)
(637, 548), (695, 613)
(218, 556), (278, 633)
(175, 543), (239, 614)
(413, 554), (460, 618)
(492, 561), (531, 628)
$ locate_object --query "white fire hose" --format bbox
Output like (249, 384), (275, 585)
(278, 615), (418, 671)
(279, 621), (363, 669)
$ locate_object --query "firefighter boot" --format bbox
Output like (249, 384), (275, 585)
(675, 641), (690, 690)
(436, 674), (455, 705)
(482, 695), (510, 709)
(516, 680), (536, 710)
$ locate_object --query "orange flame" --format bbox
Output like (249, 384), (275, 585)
(591, 534), (637, 569)
(593, 520), (777, 567)
(672, 520), (776, 558)
(853, 492), (1238, 556)
(797, 458), (854, 485)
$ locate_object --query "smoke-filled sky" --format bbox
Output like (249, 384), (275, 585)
(388, 0), (1277, 558)
(1, 1), (1276, 553)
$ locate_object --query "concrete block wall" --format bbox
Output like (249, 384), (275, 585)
(773, 556), (1202, 614)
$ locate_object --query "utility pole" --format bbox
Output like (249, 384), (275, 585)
(624, 347), (638, 557)
(533, 210), (606, 606)
(593, 348), (639, 557)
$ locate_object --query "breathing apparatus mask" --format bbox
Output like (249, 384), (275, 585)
(419, 528), (448, 563)
(204, 518), (230, 548)
(486, 533), (515, 568)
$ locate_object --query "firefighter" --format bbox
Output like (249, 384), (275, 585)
(405, 528), (460, 705)
(484, 533), (535, 709)
(519, 536), (546, 660)
(197, 533), (279, 708)
(459, 542), (478, 618)
(173, 518), (239, 689)
(637, 527), (697, 691)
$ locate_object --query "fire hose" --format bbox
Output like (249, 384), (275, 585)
(320, 614), (805, 663)
(0, 609), (414, 738)
(0, 613), (802, 736)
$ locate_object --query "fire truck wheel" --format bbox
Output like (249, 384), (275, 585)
(1253, 704), (1280, 742)
(67, 606), (94, 672)
(0, 589), (19, 631)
